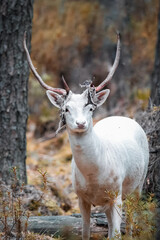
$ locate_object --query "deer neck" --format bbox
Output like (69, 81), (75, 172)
(68, 124), (102, 176)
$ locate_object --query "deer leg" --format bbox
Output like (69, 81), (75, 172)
(78, 197), (91, 240)
(105, 195), (122, 239)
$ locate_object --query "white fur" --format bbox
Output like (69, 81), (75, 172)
(46, 90), (149, 240)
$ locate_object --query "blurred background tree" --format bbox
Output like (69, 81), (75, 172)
(149, 2), (160, 239)
(0, 0), (33, 184)
(150, 2), (160, 106)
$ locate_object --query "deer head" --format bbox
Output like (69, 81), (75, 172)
(23, 32), (120, 134)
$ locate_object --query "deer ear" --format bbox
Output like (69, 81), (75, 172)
(93, 89), (110, 107)
(46, 90), (64, 108)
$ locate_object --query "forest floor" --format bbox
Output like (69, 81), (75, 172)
(27, 119), (81, 216)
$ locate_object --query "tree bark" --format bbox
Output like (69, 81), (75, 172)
(0, 0), (34, 185)
(149, 2), (160, 238)
(150, 1), (160, 106)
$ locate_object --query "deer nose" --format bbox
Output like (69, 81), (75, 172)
(76, 120), (86, 129)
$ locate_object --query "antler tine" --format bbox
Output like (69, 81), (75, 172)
(62, 75), (70, 94)
(23, 32), (66, 95)
(95, 32), (121, 92)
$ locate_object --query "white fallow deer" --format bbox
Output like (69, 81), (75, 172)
(24, 33), (149, 240)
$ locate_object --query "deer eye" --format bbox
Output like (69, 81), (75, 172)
(90, 108), (93, 111)
(65, 108), (69, 113)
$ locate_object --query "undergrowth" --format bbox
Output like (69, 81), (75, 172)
(0, 167), (157, 239)
(124, 193), (156, 239)
(0, 167), (50, 239)
(0, 167), (30, 239)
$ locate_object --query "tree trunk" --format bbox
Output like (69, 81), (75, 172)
(149, 2), (160, 239)
(150, 2), (160, 106)
(0, 0), (34, 185)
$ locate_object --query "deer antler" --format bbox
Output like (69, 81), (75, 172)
(23, 32), (69, 95)
(95, 32), (121, 92)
